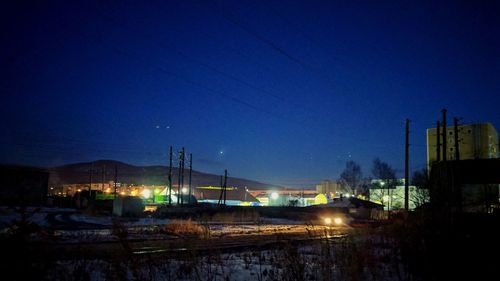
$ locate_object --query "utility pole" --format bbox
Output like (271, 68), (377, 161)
(188, 153), (193, 205)
(168, 146), (173, 206)
(442, 109), (447, 161)
(181, 148), (185, 205)
(223, 169), (228, 205)
(436, 121), (441, 162)
(177, 147), (185, 205)
(404, 118), (410, 211)
(101, 165), (106, 192)
(454, 117), (460, 160)
(88, 162), (94, 194)
(218, 173), (227, 206)
(113, 164), (118, 199)
(218, 175), (223, 206)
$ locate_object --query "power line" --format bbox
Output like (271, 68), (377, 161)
(111, 46), (295, 123)
(204, 0), (339, 90)
(90, 5), (317, 123)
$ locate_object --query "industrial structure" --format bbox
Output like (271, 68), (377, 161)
(429, 158), (500, 214)
(426, 122), (498, 171)
(315, 180), (342, 199)
(426, 114), (500, 215)
(369, 179), (428, 210)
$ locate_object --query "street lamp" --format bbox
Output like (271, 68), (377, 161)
(271, 192), (279, 200)
(141, 189), (151, 199)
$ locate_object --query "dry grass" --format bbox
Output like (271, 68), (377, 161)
(164, 219), (205, 237)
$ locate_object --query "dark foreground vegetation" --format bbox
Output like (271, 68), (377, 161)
(1, 206), (499, 280)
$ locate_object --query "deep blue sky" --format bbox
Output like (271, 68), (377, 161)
(1, 0), (499, 187)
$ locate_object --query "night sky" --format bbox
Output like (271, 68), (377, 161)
(1, 0), (499, 187)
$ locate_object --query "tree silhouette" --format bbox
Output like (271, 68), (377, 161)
(411, 168), (430, 207)
(339, 160), (363, 195)
(370, 158), (397, 210)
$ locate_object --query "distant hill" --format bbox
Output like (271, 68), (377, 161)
(48, 160), (281, 190)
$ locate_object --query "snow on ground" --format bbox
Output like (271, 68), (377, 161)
(43, 242), (406, 281)
(68, 213), (171, 227)
(0, 206), (68, 228)
(259, 217), (304, 225)
(1, 207), (314, 243)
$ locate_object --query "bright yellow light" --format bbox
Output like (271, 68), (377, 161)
(142, 189), (152, 199)
(334, 217), (343, 225)
(144, 205), (158, 212)
(154, 188), (161, 194)
(105, 188), (111, 193)
(131, 190), (138, 196)
(120, 191), (126, 196)
(324, 217), (332, 225)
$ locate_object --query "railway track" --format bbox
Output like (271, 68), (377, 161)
(32, 225), (350, 260)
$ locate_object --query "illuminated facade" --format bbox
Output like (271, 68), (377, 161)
(369, 179), (426, 211)
(426, 123), (498, 171)
(315, 180), (341, 199)
(254, 191), (327, 207)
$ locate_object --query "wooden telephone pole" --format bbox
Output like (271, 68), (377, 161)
(88, 162), (94, 194)
(404, 118), (410, 211)
(113, 165), (118, 199)
(436, 121), (441, 162)
(101, 165), (106, 191)
(188, 153), (193, 204)
(454, 117), (461, 160)
(168, 146), (173, 205)
(177, 148), (184, 205)
(442, 109), (447, 161)
(176, 147), (185, 205)
(218, 170), (228, 206)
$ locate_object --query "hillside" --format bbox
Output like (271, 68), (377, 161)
(48, 160), (281, 190)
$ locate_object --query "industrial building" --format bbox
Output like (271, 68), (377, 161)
(369, 179), (428, 210)
(426, 122), (498, 171)
(429, 158), (500, 214)
(190, 186), (260, 206)
(315, 180), (342, 199)
(251, 189), (327, 207)
(426, 122), (499, 214)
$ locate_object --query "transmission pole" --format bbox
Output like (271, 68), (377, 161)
(223, 169), (228, 205)
(188, 153), (193, 204)
(218, 174), (224, 206)
(180, 147), (185, 205)
(101, 165), (106, 192)
(404, 118), (410, 211)
(436, 121), (441, 162)
(454, 117), (460, 160)
(168, 146), (173, 205)
(88, 162), (94, 194)
(113, 164), (118, 199)
(442, 109), (447, 161)
(177, 148), (183, 205)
